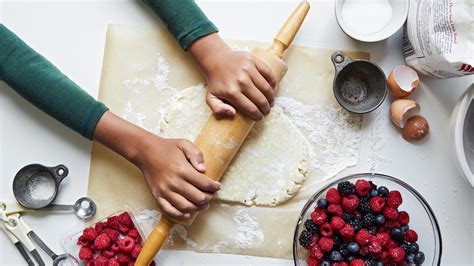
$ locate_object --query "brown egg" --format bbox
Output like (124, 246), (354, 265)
(390, 99), (420, 128)
(388, 65), (419, 98)
(402, 115), (429, 141)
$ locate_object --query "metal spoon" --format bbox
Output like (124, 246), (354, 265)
(39, 197), (96, 220)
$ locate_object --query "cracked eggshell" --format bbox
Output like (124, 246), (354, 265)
(390, 99), (420, 128)
(388, 65), (419, 98)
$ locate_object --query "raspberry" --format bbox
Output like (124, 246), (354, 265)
(95, 222), (107, 234)
(398, 211), (410, 225)
(79, 246), (93, 261)
(298, 230), (313, 247)
(82, 228), (98, 241)
(374, 232), (390, 247)
(310, 208), (327, 225)
(387, 190), (403, 208)
(383, 207), (399, 220)
(309, 244), (323, 260)
(355, 180), (371, 196)
(341, 195), (359, 213)
(107, 216), (120, 229)
(326, 188), (341, 204)
(330, 216), (345, 231)
(103, 228), (120, 242)
(307, 257), (319, 266)
(86, 260), (96, 266)
(327, 204), (343, 216)
(404, 229), (418, 243)
(108, 259), (120, 266)
(95, 256), (109, 266)
(387, 239), (398, 248)
(111, 242), (120, 253)
(320, 223), (333, 238)
(115, 253), (130, 264)
(339, 224), (355, 239)
(118, 236), (135, 253)
(118, 223), (131, 234)
(337, 181), (355, 196)
(355, 229), (372, 246)
(77, 235), (90, 246)
(333, 262), (348, 266)
(359, 245), (369, 256)
(381, 251), (390, 263)
(369, 196), (385, 213)
(128, 228), (140, 239)
(368, 240), (383, 255)
(94, 233), (111, 250)
(308, 234), (319, 249)
(118, 212), (134, 228)
(131, 244), (143, 259)
(350, 259), (364, 266)
(385, 220), (401, 229)
(389, 247), (405, 262)
(317, 237), (334, 252)
(102, 249), (114, 258)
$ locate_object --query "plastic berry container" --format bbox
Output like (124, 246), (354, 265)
(293, 173), (442, 265)
(60, 207), (156, 265)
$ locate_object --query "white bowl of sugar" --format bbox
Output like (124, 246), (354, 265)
(335, 0), (409, 42)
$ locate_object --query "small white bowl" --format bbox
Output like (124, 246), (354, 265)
(450, 84), (474, 187)
(335, 0), (409, 42)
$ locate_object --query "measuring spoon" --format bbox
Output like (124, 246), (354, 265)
(39, 197), (96, 220)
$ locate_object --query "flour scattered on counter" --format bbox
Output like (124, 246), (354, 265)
(233, 207), (264, 249)
(366, 109), (392, 172)
(276, 97), (362, 182)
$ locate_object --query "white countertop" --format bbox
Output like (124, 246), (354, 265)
(0, 0), (472, 265)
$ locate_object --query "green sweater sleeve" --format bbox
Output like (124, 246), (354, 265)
(144, 0), (218, 50)
(0, 24), (108, 139)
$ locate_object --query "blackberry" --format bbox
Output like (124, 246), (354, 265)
(342, 212), (353, 222)
(337, 181), (355, 196)
(304, 219), (319, 234)
(361, 213), (376, 227)
(338, 243), (349, 258)
(368, 226), (377, 235)
(317, 198), (328, 209)
(365, 259), (376, 266)
(298, 230), (312, 247)
(349, 218), (362, 232)
(357, 197), (372, 213)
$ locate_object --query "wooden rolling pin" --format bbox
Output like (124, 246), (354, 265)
(136, 2), (310, 264)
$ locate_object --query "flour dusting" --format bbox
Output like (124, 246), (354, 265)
(366, 109), (392, 172)
(233, 207), (264, 249)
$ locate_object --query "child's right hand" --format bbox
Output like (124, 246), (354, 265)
(135, 136), (221, 220)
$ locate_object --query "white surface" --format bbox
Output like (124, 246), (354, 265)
(0, 0), (472, 265)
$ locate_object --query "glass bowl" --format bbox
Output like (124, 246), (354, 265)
(293, 173), (442, 265)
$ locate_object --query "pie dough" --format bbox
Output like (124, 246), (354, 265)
(160, 85), (309, 206)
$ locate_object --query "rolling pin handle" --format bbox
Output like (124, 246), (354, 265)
(135, 217), (174, 266)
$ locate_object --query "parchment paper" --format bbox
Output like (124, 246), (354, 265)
(88, 24), (369, 259)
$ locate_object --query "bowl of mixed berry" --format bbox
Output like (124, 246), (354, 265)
(293, 173), (442, 265)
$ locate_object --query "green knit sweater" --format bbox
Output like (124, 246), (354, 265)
(0, 0), (217, 139)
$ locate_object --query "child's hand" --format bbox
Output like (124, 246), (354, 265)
(93, 112), (220, 220)
(189, 33), (277, 121)
(136, 137), (220, 220)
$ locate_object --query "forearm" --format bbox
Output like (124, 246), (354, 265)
(93, 111), (150, 166)
(0, 24), (108, 139)
(188, 33), (230, 75)
(143, 0), (218, 50)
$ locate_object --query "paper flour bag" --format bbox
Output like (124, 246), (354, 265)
(403, 0), (474, 78)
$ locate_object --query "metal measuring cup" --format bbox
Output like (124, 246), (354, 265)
(331, 51), (387, 114)
(13, 164), (68, 209)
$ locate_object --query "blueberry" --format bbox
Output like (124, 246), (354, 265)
(390, 227), (405, 242)
(400, 225), (410, 232)
(317, 198), (328, 208)
(342, 212), (353, 222)
(347, 242), (360, 253)
(369, 189), (379, 197)
(329, 250), (343, 262)
(374, 261), (384, 266)
(321, 261), (331, 266)
(405, 253), (415, 263)
(365, 260), (376, 266)
(375, 214), (386, 225)
(346, 256), (355, 262)
(408, 243), (419, 253)
(332, 234), (342, 247)
(414, 251), (425, 264)
(377, 186), (389, 197)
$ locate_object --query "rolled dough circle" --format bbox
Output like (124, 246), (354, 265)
(160, 85), (309, 206)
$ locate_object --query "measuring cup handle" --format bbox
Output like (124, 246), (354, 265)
(50, 164), (68, 184)
(331, 51), (352, 75)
